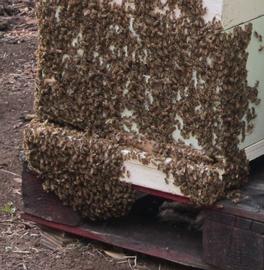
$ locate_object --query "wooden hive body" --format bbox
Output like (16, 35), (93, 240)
(24, 0), (264, 211)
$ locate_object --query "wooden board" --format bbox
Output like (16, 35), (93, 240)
(22, 167), (210, 269)
(22, 156), (264, 224)
(213, 156), (264, 223)
(240, 16), (264, 155)
(23, 212), (209, 269)
(203, 212), (264, 270)
(22, 168), (82, 226)
(22, 156), (264, 270)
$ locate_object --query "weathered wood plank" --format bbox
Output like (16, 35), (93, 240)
(22, 166), (82, 226)
(203, 218), (264, 270)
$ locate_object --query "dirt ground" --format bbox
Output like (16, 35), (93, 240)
(0, 2), (194, 270)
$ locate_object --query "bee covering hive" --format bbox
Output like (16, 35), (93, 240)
(23, 0), (261, 220)
(24, 120), (237, 214)
(23, 120), (137, 220)
(35, 0), (259, 150)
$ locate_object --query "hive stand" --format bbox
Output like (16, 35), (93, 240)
(21, 156), (264, 270)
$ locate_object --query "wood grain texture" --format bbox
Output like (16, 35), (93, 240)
(203, 217), (264, 270)
(22, 156), (264, 270)
(22, 166), (82, 226)
(214, 156), (264, 222)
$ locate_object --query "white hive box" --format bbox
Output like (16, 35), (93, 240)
(207, 0), (264, 161)
(32, 0), (264, 203)
(120, 0), (264, 196)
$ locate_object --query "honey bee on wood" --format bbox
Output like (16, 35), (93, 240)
(126, 170), (131, 178)
(254, 31), (263, 42)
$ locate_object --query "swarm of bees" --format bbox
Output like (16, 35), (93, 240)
(23, 120), (137, 220)
(24, 120), (231, 212)
(23, 0), (261, 220)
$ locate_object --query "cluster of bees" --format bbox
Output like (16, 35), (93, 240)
(23, 0), (260, 219)
(23, 120), (136, 220)
(24, 120), (227, 211)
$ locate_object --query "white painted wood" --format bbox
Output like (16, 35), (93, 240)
(203, 0), (223, 23)
(239, 16), (264, 158)
(120, 137), (263, 197)
(171, 17), (264, 160)
(171, 17), (264, 159)
(245, 139), (264, 161)
(204, 0), (264, 28)
(119, 6), (264, 195)
(120, 151), (225, 199)
(107, 1), (264, 29)
(121, 160), (184, 196)
(222, 0), (264, 28)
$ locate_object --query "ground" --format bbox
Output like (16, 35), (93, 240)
(0, 2), (193, 269)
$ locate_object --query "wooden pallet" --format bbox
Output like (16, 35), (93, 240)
(22, 156), (264, 270)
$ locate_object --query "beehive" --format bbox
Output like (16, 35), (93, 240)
(24, 0), (264, 220)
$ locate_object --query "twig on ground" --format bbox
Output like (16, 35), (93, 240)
(12, 247), (31, 254)
(0, 169), (20, 177)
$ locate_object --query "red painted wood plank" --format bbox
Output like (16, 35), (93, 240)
(22, 213), (210, 269)
(203, 219), (264, 270)
(22, 167), (211, 269)
(22, 167), (82, 226)
(132, 185), (191, 204)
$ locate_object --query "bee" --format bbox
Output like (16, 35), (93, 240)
(126, 170), (131, 178)
(254, 31), (263, 42)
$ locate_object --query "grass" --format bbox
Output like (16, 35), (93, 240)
(1, 202), (16, 215)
